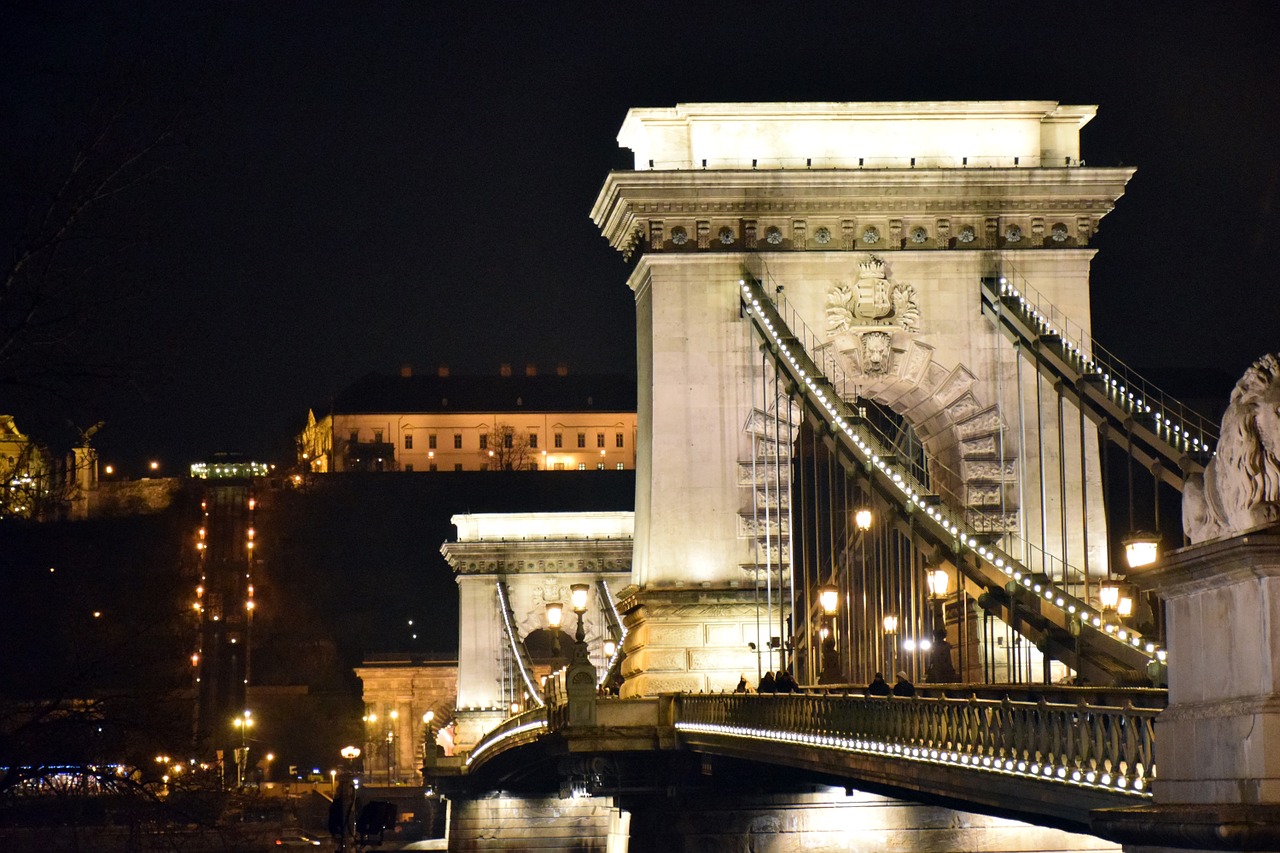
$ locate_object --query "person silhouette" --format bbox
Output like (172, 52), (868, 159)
(867, 672), (890, 696)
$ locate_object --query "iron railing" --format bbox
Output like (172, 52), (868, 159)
(675, 692), (1156, 798)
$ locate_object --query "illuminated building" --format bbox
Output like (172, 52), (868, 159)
(297, 367), (637, 473)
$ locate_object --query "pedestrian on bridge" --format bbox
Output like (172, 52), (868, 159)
(758, 671), (776, 693)
(775, 669), (798, 693)
(734, 675), (748, 693)
(893, 671), (915, 697)
(867, 672), (890, 696)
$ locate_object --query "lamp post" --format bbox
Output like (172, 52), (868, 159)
(387, 709), (398, 784)
(422, 710), (435, 768)
(546, 601), (564, 660)
(570, 584), (589, 644)
(362, 713), (377, 780)
(818, 583), (840, 683)
(565, 583), (598, 726)
(232, 710), (253, 788)
(882, 614), (899, 677)
(925, 566), (950, 623)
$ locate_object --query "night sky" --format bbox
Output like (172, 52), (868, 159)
(5, 2), (1278, 473)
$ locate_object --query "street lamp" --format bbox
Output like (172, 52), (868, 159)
(387, 710), (398, 784)
(546, 602), (564, 658)
(570, 584), (590, 644)
(1124, 531), (1160, 569)
(422, 710), (435, 765)
(818, 584), (839, 616)
(232, 710), (253, 787)
(264, 752), (274, 784)
(854, 507), (872, 532)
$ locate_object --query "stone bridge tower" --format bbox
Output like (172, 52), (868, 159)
(591, 102), (1135, 697)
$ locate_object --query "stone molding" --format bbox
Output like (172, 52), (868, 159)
(443, 539), (633, 575)
(591, 168), (1133, 257)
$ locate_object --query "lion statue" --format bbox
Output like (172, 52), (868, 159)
(1183, 353), (1280, 543)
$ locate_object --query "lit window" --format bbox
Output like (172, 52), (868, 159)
(616, 462), (625, 470)
(529, 433), (538, 448)
(428, 434), (437, 449)
(577, 462), (586, 470)
(597, 462), (605, 470)
(554, 433), (563, 448)
(404, 434), (413, 449)
(453, 433), (462, 449)
(616, 433), (624, 447)
(577, 433), (586, 448)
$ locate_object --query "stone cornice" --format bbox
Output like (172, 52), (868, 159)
(443, 538), (632, 575)
(591, 167), (1135, 256)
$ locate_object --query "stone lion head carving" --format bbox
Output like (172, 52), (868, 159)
(1183, 353), (1280, 543)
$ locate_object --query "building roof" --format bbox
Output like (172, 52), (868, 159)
(331, 373), (637, 415)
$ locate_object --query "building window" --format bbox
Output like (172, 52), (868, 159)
(597, 433), (605, 448)
(616, 462), (625, 470)
(554, 433), (563, 448)
(529, 433), (538, 449)
(429, 463), (438, 472)
(597, 462), (605, 470)
(480, 462), (489, 471)
(480, 434), (488, 450)
(374, 429), (383, 443)
(503, 431), (513, 449)
(404, 464), (413, 472)
(577, 462), (586, 470)
(527, 462), (538, 471)
(428, 434), (437, 449)
(404, 434), (413, 450)
(554, 462), (565, 470)
(454, 463), (463, 471)
(349, 430), (359, 444)
(577, 433), (586, 448)
(616, 432), (624, 448)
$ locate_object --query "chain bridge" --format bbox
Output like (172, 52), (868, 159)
(427, 103), (1280, 852)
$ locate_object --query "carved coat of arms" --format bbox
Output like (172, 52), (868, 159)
(825, 257), (919, 377)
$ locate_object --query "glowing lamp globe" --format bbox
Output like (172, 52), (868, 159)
(818, 584), (840, 615)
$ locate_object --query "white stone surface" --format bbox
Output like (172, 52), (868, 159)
(618, 101), (1095, 170)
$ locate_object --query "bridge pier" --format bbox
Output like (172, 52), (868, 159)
(446, 788), (1119, 852)
(1099, 528), (1280, 851)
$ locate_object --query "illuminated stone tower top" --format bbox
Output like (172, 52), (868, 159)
(617, 101), (1095, 171)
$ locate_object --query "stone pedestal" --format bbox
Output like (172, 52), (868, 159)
(617, 585), (773, 697)
(1097, 527), (1280, 851)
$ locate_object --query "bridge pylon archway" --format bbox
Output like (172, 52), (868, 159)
(592, 102), (1137, 695)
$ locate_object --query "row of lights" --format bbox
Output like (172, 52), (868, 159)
(740, 278), (1165, 665)
(675, 721), (1149, 796)
(997, 279), (1212, 455)
(465, 719), (548, 766)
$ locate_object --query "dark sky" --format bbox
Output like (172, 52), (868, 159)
(5, 1), (1278, 474)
